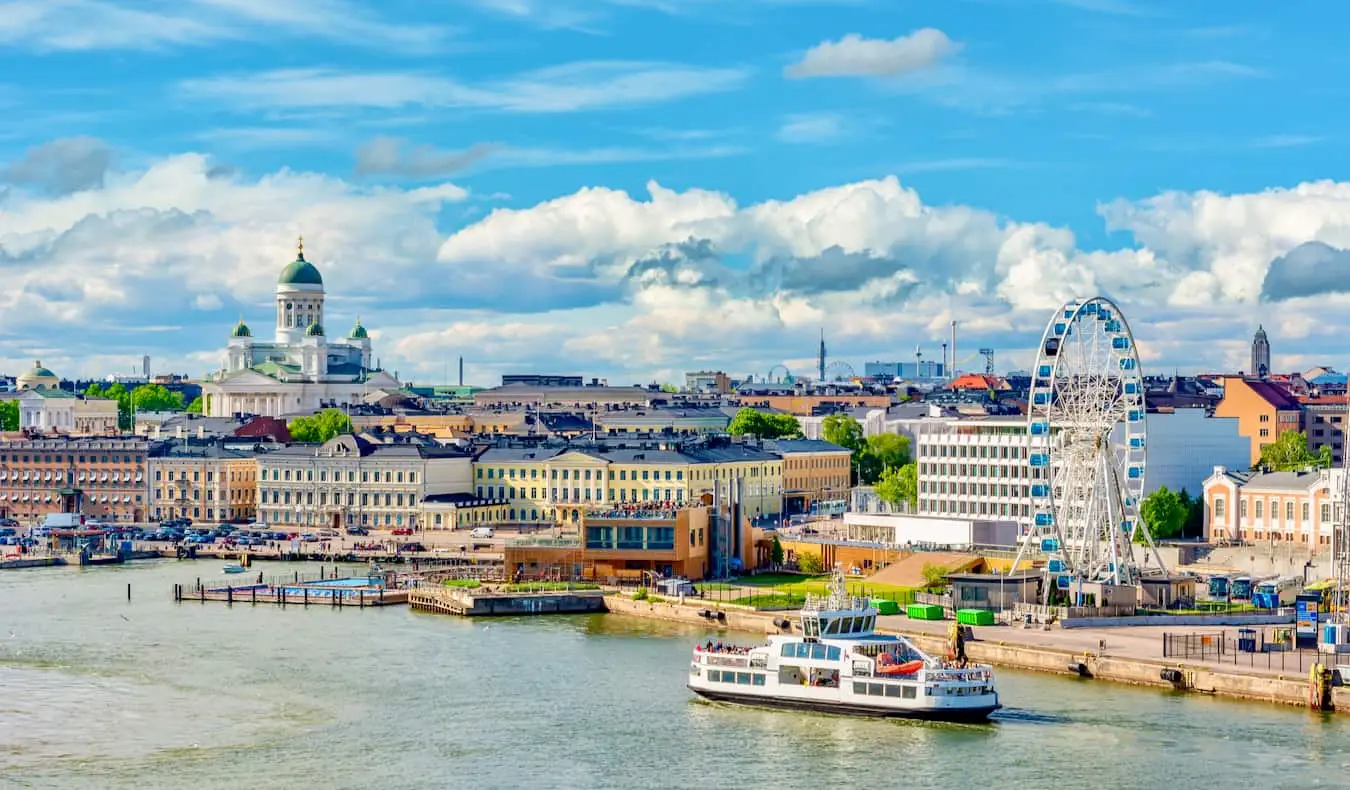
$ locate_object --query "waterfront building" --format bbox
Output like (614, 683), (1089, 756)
(1213, 377), (1302, 466)
(912, 415), (1038, 531)
(0, 437), (154, 522)
(1298, 396), (1347, 466)
(1251, 325), (1271, 378)
(473, 383), (653, 408)
(14, 361), (59, 391)
(1202, 466), (1339, 546)
(201, 240), (400, 418)
(503, 503), (739, 581)
(501, 374), (584, 387)
(419, 492), (511, 530)
(256, 433), (472, 530)
(147, 441), (260, 523)
(1123, 408), (1249, 496)
(685, 371), (732, 393)
(763, 438), (852, 515)
(473, 439), (783, 525)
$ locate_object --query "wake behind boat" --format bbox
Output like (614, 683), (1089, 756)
(687, 569), (1000, 722)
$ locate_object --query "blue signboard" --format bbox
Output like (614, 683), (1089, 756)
(1296, 594), (1319, 650)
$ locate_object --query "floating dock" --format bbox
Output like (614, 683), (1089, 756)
(174, 573), (409, 608)
(409, 587), (607, 617)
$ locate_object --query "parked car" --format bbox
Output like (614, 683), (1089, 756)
(346, 527), (369, 536)
(391, 528), (413, 536)
(300, 532), (318, 542)
(317, 529), (339, 538)
(470, 527), (494, 539)
(399, 542), (426, 553)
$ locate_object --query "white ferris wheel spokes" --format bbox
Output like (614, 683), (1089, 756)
(1015, 296), (1161, 593)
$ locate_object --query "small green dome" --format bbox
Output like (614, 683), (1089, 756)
(305, 321), (325, 337)
(231, 320), (252, 338)
(23, 361), (56, 379)
(348, 319), (368, 339)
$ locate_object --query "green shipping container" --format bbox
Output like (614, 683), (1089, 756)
(906, 603), (944, 620)
(956, 609), (995, 626)
(871, 599), (900, 615)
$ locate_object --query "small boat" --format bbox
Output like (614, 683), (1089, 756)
(222, 564), (247, 574)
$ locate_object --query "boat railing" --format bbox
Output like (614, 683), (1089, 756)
(801, 593), (871, 612)
(926, 667), (992, 683)
(702, 654), (750, 668)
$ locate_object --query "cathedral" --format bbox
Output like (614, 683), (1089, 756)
(201, 240), (401, 418)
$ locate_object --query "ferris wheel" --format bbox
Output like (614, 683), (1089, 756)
(1012, 296), (1163, 593)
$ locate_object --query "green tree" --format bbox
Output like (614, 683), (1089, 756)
(865, 433), (911, 471)
(1138, 485), (1188, 544)
(131, 384), (185, 412)
(770, 534), (784, 566)
(658, 383), (678, 393)
(796, 551), (825, 575)
(727, 408), (801, 439)
(875, 463), (918, 511)
(1258, 430), (1330, 472)
(0, 400), (17, 431)
(101, 383), (133, 430)
(83, 383), (105, 398)
(288, 408), (354, 443)
(921, 562), (950, 590)
(821, 413), (864, 451)
(1177, 488), (1204, 539)
(186, 396), (203, 414)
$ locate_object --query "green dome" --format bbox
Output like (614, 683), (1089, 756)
(348, 319), (368, 339)
(279, 256), (323, 286)
(305, 321), (325, 337)
(23, 361), (56, 379)
(231, 320), (252, 338)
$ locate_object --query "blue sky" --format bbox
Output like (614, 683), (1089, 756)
(3, 0), (1350, 386)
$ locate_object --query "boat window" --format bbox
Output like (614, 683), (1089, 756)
(796, 644), (811, 659)
(824, 618), (841, 635)
(827, 646), (841, 661)
(903, 686), (917, 699)
(737, 672), (751, 685)
(781, 643), (796, 658)
(810, 644), (827, 660)
(840, 616), (854, 633)
(885, 684), (902, 698)
(753, 674), (766, 686)
(853, 682), (867, 694)
(864, 616), (874, 631)
(868, 683), (884, 696)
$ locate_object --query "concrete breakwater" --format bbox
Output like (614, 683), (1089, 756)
(410, 587), (607, 616)
(603, 594), (1350, 714)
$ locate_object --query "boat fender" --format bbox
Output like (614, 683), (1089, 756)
(1068, 662), (1091, 677)
(716, 611), (726, 622)
(773, 617), (791, 630)
(700, 610), (713, 619)
(1160, 668), (1184, 683)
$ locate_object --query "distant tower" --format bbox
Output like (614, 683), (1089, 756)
(458, 356), (464, 387)
(1251, 325), (1271, 379)
(818, 328), (826, 382)
(142, 355), (150, 379)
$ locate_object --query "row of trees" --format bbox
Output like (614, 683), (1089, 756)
(1138, 484), (1205, 543)
(84, 382), (190, 430)
(820, 413), (918, 509)
(289, 408), (353, 443)
(727, 408), (803, 439)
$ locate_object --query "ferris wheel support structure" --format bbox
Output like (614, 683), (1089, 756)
(1011, 296), (1164, 598)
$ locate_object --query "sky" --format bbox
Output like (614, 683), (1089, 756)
(3, 0), (1350, 387)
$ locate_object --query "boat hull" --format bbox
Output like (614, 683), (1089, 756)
(688, 685), (1000, 723)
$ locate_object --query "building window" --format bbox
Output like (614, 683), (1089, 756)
(1323, 503), (1333, 522)
(1255, 501), (1263, 519)
(1240, 500), (1248, 519)
(1286, 501), (1294, 521)
(1303, 502), (1310, 522)
(1214, 498), (1225, 519)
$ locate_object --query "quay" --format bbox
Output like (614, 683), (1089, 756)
(603, 593), (1350, 714)
(409, 586), (607, 617)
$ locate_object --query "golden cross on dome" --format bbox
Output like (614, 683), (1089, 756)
(297, 235), (305, 258)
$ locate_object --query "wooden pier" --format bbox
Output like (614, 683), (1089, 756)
(173, 580), (409, 608)
(408, 586), (607, 617)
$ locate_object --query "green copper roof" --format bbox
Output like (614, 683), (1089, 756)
(231, 320), (252, 338)
(22, 361), (56, 379)
(278, 244), (323, 286)
(349, 319), (368, 339)
(305, 321), (325, 337)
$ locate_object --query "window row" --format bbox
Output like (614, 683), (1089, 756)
(707, 670), (766, 686)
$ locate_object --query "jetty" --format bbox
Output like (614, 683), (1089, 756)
(173, 569), (410, 608)
(409, 586), (607, 617)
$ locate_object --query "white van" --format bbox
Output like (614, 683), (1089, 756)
(470, 527), (494, 539)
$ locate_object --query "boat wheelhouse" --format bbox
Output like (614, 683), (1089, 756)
(687, 570), (1000, 722)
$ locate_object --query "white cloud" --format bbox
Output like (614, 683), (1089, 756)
(181, 62), (751, 114)
(0, 0), (447, 52)
(776, 113), (847, 144)
(785, 30), (960, 79)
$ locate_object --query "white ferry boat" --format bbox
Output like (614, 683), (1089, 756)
(687, 571), (1001, 722)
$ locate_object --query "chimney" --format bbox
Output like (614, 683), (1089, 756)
(197, 426), (205, 439)
(175, 425), (184, 439)
(1213, 465), (1226, 476)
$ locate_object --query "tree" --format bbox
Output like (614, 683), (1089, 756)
(1138, 485), (1187, 543)
(796, 551), (825, 575)
(921, 562), (950, 590)
(83, 383), (105, 398)
(131, 384), (185, 413)
(865, 433), (911, 471)
(770, 534), (784, 566)
(658, 383), (678, 394)
(0, 400), (17, 431)
(1177, 488), (1204, 539)
(1258, 430), (1330, 472)
(821, 413), (864, 451)
(727, 407), (801, 439)
(289, 408), (354, 443)
(186, 396), (203, 414)
(875, 463), (918, 511)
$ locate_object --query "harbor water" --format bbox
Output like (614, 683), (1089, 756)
(3, 561), (1350, 790)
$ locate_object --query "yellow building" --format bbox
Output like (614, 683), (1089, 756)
(767, 438), (852, 513)
(148, 442), (259, 523)
(350, 413), (474, 439)
(473, 440), (783, 525)
(420, 492), (510, 530)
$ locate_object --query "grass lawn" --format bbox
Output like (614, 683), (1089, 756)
(730, 593), (808, 609)
(503, 582), (601, 592)
(443, 579), (482, 589)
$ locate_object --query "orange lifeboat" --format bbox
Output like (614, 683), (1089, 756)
(875, 653), (924, 676)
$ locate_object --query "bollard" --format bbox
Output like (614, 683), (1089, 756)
(200, 586), (205, 603)
(252, 587), (257, 606)
(294, 571), (299, 583)
(127, 583), (131, 601)
(303, 588), (308, 607)
(359, 590), (364, 609)
(227, 587), (233, 606)
(197, 577), (202, 592)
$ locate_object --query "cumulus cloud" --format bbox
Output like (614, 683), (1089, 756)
(1, 137), (114, 195)
(1261, 241), (1350, 301)
(785, 30), (960, 79)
